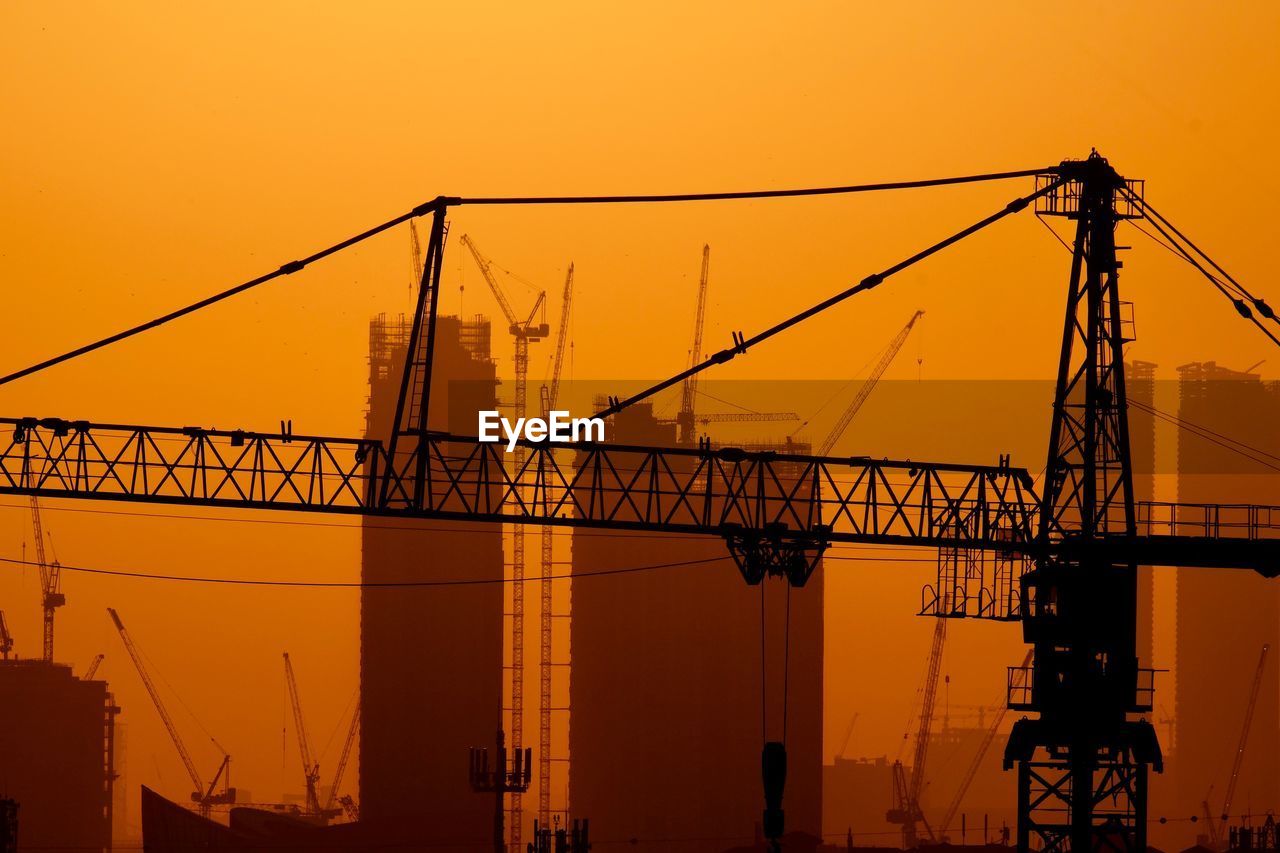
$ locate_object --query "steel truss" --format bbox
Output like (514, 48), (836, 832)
(1, 156), (1279, 851)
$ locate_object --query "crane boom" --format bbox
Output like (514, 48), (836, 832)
(84, 653), (105, 679)
(409, 220), (424, 291)
(460, 234), (521, 327)
(108, 607), (205, 799)
(677, 245), (712, 441)
(698, 411), (799, 424)
(910, 619), (946, 839)
(283, 652), (322, 815)
(836, 712), (860, 760)
(1212, 643), (1270, 847)
(888, 617), (946, 847)
(544, 264), (575, 414)
(938, 649), (1033, 838)
(816, 310), (923, 456)
(325, 702), (360, 817)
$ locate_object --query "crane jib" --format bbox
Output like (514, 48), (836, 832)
(1, 417), (1278, 576)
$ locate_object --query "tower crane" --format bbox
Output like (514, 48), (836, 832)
(461, 232), (548, 850)
(675, 246), (797, 440)
(0, 611), (12, 660)
(324, 702), (360, 822)
(937, 649), (1033, 841)
(108, 607), (234, 815)
(537, 262), (574, 830)
(283, 652), (325, 817)
(888, 617), (946, 847)
(28, 495), (64, 662)
(1204, 643), (1270, 850)
(8, 155), (1280, 851)
(812, 310), (923, 456)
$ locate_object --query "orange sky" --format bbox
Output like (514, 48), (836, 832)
(2, 1), (1278, 836)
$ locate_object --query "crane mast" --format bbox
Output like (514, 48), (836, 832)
(283, 652), (323, 816)
(0, 611), (12, 660)
(816, 310), (923, 456)
(29, 495), (64, 662)
(1206, 643), (1270, 849)
(462, 233), (549, 851)
(108, 607), (232, 814)
(674, 246), (797, 439)
(538, 263), (574, 830)
(835, 712), (860, 760)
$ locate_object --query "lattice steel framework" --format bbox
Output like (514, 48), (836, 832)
(2, 158), (1279, 850)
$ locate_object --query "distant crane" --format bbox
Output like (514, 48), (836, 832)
(29, 496), (64, 662)
(812, 310), (924, 456)
(676, 244), (712, 444)
(937, 649), (1033, 841)
(324, 702), (360, 822)
(835, 712), (861, 760)
(108, 607), (234, 816)
(675, 245), (798, 441)
(409, 220), (424, 292)
(1204, 643), (1270, 850)
(888, 617), (946, 847)
(0, 611), (12, 659)
(538, 262), (574, 830)
(461, 233), (548, 851)
(84, 653), (105, 680)
(283, 652), (326, 817)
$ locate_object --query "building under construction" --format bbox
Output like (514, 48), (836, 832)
(569, 402), (824, 852)
(0, 661), (117, 853)
(360, 313), (504, 849)
(1173, 361), (1280, 827)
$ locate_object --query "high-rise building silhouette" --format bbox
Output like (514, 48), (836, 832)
(568, 404), (823, 852)
(1174, 361), (1280, 824)
(0, 662), (117, 853)
(360, 313), (504, 849)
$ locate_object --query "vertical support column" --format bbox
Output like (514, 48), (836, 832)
(379, 203), (448, 509)
(1007, 154), (1159, 852)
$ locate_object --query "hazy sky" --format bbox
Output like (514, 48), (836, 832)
(2, 1), (1277, 834)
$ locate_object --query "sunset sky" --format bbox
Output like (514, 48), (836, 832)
(2, 1), (1278, 835)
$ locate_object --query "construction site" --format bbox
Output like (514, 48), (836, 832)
(2, 7), (1279, 853)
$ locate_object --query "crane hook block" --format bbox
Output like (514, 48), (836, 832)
(762, 740), (787, 840)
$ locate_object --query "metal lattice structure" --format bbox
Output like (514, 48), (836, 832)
(1, 156), (1278, 849)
